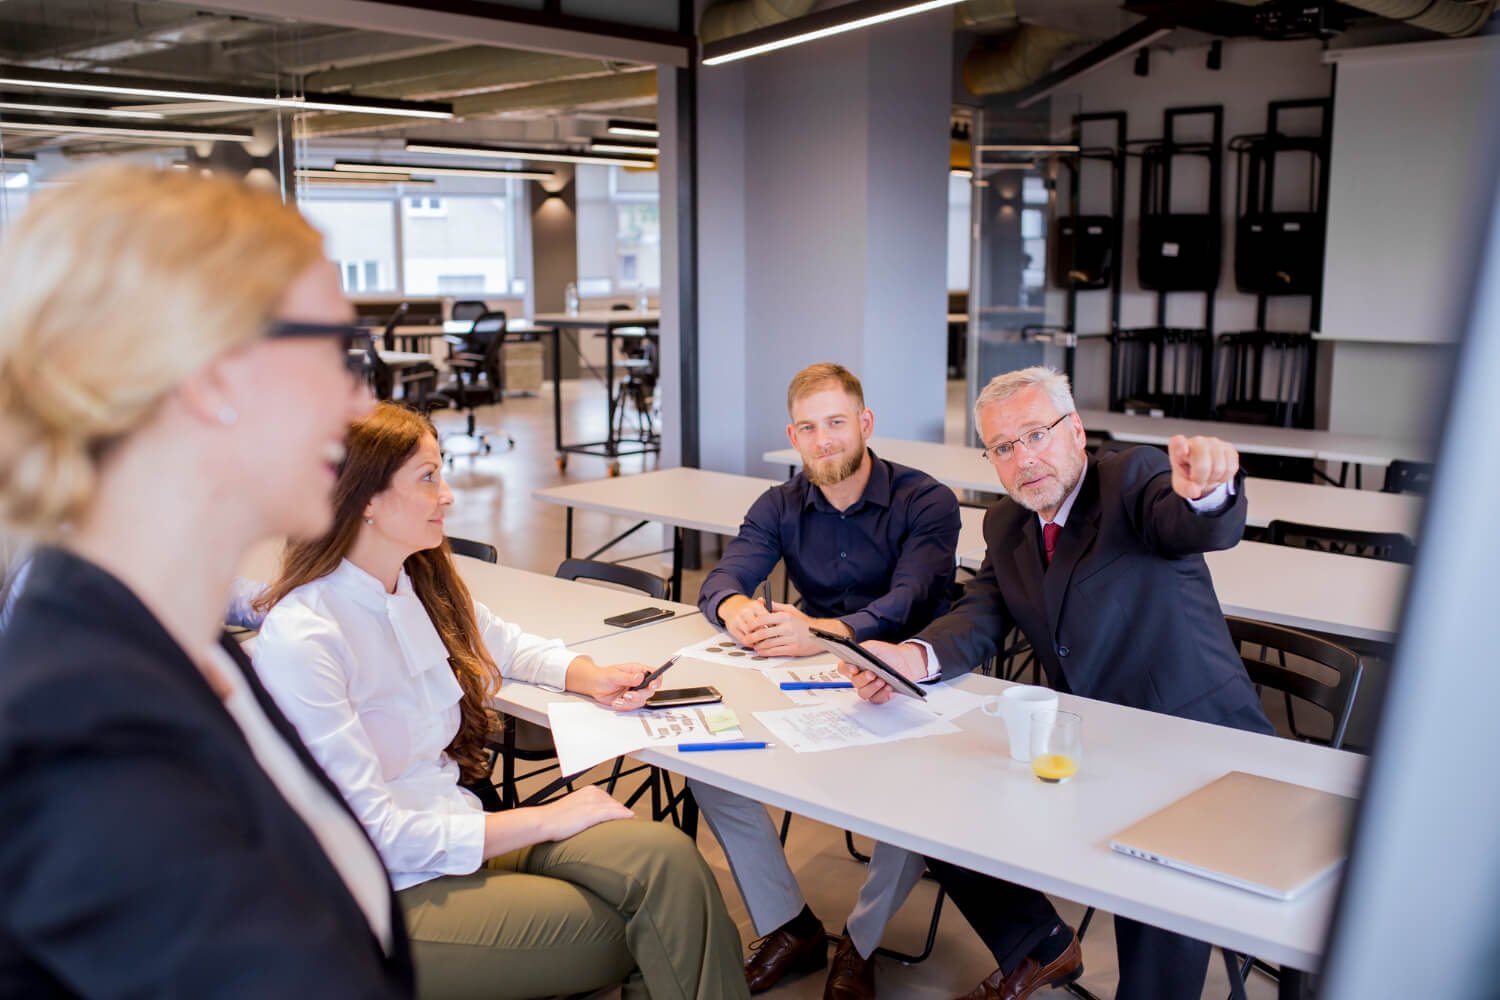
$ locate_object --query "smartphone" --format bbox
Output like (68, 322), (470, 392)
(644, 686), (723, 709)
(603, 606), (674, 629)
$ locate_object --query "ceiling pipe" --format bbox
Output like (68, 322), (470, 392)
(1224, 0), (1495, 36)
(699, 0), (819, 45)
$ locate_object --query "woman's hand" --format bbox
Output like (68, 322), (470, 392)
(539, 786), (634, 841)
(564, 656), (661, 711)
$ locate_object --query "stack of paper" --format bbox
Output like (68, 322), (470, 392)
(547, 701), (745, 775)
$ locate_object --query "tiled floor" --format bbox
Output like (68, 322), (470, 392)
(434, 380), (1281, 1000)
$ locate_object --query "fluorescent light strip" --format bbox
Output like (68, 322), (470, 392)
(334, 160), (555, 181)
(950, 169), (973, 178)
(0, 119), (253, 143)
(0, 68), (453, 119)
(607, 119), (659, 138)
(405, 142), (655, 170)
(298, 168), (433, 185)
(702, 0), (964, 66)
(0, 99), (163, 120)
(589, 141), (660, 156)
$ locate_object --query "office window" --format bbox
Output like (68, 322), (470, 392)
(576, 165), (660, 295)
(402, 195), (512, 296)
(947, 172), (972, 291)
(300, 199), (399, 294)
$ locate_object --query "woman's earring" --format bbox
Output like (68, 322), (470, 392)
(363, 517), (374, 525)
(217, 406), (238, 426)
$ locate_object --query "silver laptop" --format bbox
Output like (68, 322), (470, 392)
(1108, 771), (1356, 901)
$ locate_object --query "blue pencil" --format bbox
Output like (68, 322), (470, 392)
(779, 681), (855, 690)
(677, 741), (775, 752)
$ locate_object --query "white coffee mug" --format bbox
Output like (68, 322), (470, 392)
(982, 685), (1060, 761)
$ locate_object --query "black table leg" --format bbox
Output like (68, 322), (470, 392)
(565, 508), (573, 559)
(550, 329), (564, 454)
(670, 526), (683, 602)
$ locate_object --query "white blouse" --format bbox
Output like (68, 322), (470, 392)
(252, 559), (575, 890)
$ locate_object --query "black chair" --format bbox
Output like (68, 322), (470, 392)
(446, 536), (498, 564)
(608, 303), (659, 445)
(1382, 459), (1434, 496)
(555, 557), (669, 601)
(450, 300), (488, 325)
(1266, 519), (1416, 564)
(429, 310), (515, 458)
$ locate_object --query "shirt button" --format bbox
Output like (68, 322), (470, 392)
(840, 551), (847, 558)
(1057, 644), (1070, 657)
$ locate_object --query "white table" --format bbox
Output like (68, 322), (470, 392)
(495, 613), (1362, 979)
(954, 539), (1406, 644)
(535, 468), (989, 598)
(236, 538), (697, 646)
(764, 437), (1424, 535)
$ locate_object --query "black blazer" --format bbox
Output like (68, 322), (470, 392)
(0, 548), (413, 998)
(919, 447), (1271, 733)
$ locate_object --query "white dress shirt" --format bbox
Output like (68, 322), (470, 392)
(253, 558), (575, 890)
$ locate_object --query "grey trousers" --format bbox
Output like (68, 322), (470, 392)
(398, 818), (750, 1000)
(689, 777), (927, 959)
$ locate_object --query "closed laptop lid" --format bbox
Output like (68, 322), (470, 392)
(1109, 771), (1356, 900)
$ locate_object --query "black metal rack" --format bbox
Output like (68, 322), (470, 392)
(1052, 111), (1127, 383)
(1111, 106), (1224, 418)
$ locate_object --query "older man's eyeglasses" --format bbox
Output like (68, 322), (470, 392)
(267, 321), (376, 382)
(979, 412), (1073, 463)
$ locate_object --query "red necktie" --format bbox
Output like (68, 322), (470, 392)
(1042, 522), (1061, 564)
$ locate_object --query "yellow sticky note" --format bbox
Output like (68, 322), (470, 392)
(701, 706), (741, 734)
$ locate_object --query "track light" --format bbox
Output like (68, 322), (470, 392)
(607, 119), (660, 138)
(334, 160), (555, 181)
(702, 0), (965, 66)
(588, 139), (660, 156)
(0, 116), (253, 143)
(404, 141), (655, 169)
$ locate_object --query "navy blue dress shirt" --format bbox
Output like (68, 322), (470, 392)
(698, 452), (960, 642)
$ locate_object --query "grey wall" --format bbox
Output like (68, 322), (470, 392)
(698, 10), (952, 475)
(529, 180), (581, 379)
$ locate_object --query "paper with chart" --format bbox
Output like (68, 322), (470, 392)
(753, 698), (959, 753)
(764, 662), (858, 705)
(676, 632), (838, 670)
(548, 701), (744, 775)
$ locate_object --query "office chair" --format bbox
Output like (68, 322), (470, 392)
(446, 536), (498, 564)
(1382, 459), (1434, 496)
(1266, 519), (1416, 564)
(428, 310), (515, 459)
(608, 303), (660, 445)
(555, 557), (669, 600)
(450, 300), (488, 325)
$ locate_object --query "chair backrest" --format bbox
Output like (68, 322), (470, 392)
(451, 300), (488, 324)
(1266, 519), (1416, 564)
(380, 302), (410, 352)
(447, 536), (498, 564)
(555, 557), (669, 600)
(1084, 428), (1114, 456)
(1382, 459), (1434, 496)
(366, 342), (395, 400)
(1225, 615), (1364, 749)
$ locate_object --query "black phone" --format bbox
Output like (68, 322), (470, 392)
(603, 606), (674, 629)
(644, 686), (723, 709)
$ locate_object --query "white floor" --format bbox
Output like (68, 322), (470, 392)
(434, 379), (1282, 1000)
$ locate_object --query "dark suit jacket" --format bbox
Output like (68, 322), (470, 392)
(0, 548), (413, 998)
(918, 447), (1270, 732)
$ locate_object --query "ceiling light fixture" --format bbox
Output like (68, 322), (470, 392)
(0, 98), (164, 120)
(333, 160), (555, 181)
(950, 168), (973, 178)
(607, 119), (659, 138)
(0, 64), (453, 119)
(0, 116), (253, 143)
(404, 141), (655, 170)
(975, 144), (1081, 154)
(588, 139), (660, 156)
(702, 0), (965, 66)
(297, 168), (433, 185)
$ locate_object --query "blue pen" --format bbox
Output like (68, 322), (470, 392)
(779, 681), (855, 690)
(677, 741), (775, 752)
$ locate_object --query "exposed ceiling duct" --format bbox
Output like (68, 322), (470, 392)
(699, 0), (818, 45)
(956, 0), (1084, 96)
(305, 47), (622, 98)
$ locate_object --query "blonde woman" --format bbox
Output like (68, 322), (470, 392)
(0, 167), (411, 995)
(253, 401), (749, 1000)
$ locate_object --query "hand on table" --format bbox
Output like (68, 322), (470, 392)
(566, 658), (661, 711)
(722, 595), (841, 657)
(1168, 434), (1239, 501)
(836, 640), (928, 705)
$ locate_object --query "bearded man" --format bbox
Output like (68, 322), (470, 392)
(692, 362), (960, 1000)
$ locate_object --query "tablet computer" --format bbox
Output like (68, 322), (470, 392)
(808, 627), (927, 700)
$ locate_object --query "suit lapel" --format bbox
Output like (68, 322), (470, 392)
(1010, 517), (1046, 619)
(1042, 463), (1101, 638)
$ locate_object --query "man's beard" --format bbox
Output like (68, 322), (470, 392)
(1009, 459), (1081, 514)
(806, 444), (866, 488)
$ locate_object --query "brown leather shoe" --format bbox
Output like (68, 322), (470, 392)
(823, 935), (877, 1000)
(955, 931), (1083, 1000)
(744, 923), (828, 994)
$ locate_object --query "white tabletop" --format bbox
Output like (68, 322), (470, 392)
(534, 467), (780, 536)
(534, 310), (660, 327)
(955, 538), (1406, 643)
(236, 538), (696, 646)
(1076, 410), (1428, 467)
(765, 438), (1423, 534)
(495, 613), (1362, 972)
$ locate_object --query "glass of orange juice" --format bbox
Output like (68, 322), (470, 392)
(1030, 710), (1082, 784)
